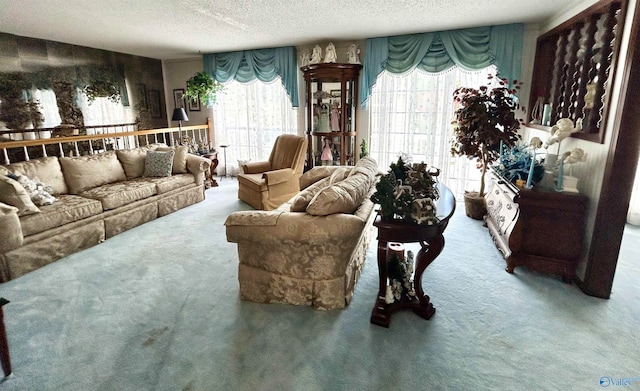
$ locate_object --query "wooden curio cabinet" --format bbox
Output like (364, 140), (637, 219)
(301, 63), (362, 169)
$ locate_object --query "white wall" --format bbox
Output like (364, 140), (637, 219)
(161, 58), (211, 128)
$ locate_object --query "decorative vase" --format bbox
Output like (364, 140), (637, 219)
(463, 191), (487, 220)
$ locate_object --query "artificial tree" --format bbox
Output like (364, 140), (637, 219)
(450, 75), (522, 219)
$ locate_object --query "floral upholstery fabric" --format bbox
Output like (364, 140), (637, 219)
(80, 181), (157, 210)
(0, 175), (40, 216)
(60, 151), (127, 194)
(0, 146), (211, 282)
(226, 158), (378, 310)
(19, 194), (103, 237)
(5, 156), (68, 195)
(132, 174), (195, 194)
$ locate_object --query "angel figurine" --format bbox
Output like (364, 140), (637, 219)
(299, 49), (311, 67)
(310, 45), (322, 64)
(324, 42), (337, 63)
(347, 44), (361, 64)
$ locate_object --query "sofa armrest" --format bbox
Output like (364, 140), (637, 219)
(186, 154), (211, 175)
(225, 210), (365, 245)
(262, 168), (294, 186)
(243, 161), (272, 174)
(0, 202), (23, 253)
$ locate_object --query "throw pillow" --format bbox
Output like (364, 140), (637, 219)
(0, 175), (40, 216)
(290, 167), (351, 212)
(144, 150), (175, 177)
(60, 151), (127, 194)
(116, 145), (158, 179)
(306, 172), (373, 216)
(156, 145), (188, 174)
(15, 173), (57, 206)
(6, 156), (68, 195)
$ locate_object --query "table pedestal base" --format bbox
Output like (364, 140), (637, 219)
(370, 224), (444, 328)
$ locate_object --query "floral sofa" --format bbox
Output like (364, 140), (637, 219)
(0, 144), (210, 282)
(225, 157), (379, 310)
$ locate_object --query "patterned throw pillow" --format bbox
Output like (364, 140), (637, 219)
(14, 173), (57, 206)
(143, 150), (175, 177)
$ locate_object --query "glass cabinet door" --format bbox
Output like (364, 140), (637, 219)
(301, 63), (361, 169)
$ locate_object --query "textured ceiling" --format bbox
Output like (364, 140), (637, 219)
(0, 0), (588, 60)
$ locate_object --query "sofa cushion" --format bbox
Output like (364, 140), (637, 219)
(5, 156), (68, 195)
(133, 174), (195, 194)
(0, 175), (40, 216)
(144, 150), (175, 177)
(19, 194), (103, 237)
(156, 145), (188, 174)
(60, 151), (127, 194)
(116, 145), (158, 180)
(290, 168), (350, 212)
(238, 173), (267, 192)
(80, 181), (157, 210)
(299, 165), (353, 190)
(306, 172), (374, 216)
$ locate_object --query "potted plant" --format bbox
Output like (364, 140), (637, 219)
(184, 71), (225, 107)
(450, 75), (522, 219)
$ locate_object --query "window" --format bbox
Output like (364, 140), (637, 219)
(213, 79), (298, 176)
(369, 66), (496, 198)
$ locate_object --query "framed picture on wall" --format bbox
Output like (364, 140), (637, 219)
(147, 89), (161, 118)
(188, 97), (201, 112)
(173, 89), (186, 109)
(136, 83), (148, 111)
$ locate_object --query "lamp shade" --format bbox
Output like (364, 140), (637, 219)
(171, 108), (189, 122)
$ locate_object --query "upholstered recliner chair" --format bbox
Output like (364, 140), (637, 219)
(238, 134), (307, 210)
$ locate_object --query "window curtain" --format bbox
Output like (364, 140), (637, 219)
(369, 67), (496, 198)
(212, 79), (297, 176)
(361, 23), (524, 107)
(203, 46), (299, 108)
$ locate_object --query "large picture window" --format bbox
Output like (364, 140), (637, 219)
(213, 79), (297, 176)
(368, 66), (496, 198)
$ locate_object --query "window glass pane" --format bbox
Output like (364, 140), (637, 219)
(369, 66), (497, 198)
(213, 79), (297, 176)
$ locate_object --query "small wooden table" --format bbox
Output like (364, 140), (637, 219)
(370, 183), (456, 328)
(0, 298), (10, 378)
(201, 152), (219, 188)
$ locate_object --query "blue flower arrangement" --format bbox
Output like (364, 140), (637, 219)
(493, 142), (545, 185)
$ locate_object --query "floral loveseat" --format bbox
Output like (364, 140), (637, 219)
(225, 157), (379, 310)
(0, 144), (210, 282)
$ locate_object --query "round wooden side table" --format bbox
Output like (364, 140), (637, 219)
(370, 182), (456, 328)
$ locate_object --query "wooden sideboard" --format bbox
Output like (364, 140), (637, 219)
(484, 172), (588, 282)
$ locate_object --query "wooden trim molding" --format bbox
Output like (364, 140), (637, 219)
(578, 0), (640, 298)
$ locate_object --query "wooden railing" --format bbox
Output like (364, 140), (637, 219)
(0, 118), (214, 165)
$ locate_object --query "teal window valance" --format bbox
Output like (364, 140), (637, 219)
(361, 23), (524, 108)
(203, 46), (299, 107)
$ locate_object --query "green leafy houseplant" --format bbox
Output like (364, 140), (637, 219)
(450, 75), (522, 218)
(184, 72), (224, 106)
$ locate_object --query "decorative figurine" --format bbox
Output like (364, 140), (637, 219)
(310, 45), (323, 64)
(347, 43), (361, 64)
(324, 42), (337, 63)
(330, 101), (340, 131)
(321, 137), (333, 165)
(544, 118), (583, 150)
(299, 49), (311, 67)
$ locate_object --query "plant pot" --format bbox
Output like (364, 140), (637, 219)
(463, 191), (487, 220)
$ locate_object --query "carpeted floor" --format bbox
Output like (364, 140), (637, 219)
(0, 179), (639, 391)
